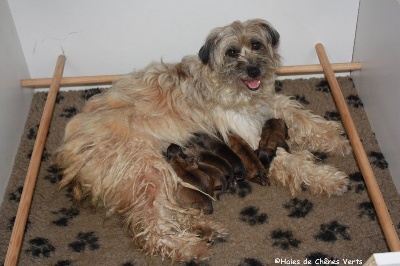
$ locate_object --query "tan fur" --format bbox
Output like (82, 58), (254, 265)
(55, 19), (350, 262)
(270, 148), (348, 196)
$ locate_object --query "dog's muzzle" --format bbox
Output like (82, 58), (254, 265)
(243, 66), (261, 91)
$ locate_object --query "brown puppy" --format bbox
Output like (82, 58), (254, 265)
(185, 143), (236, 188)
(228, 133), (269, 186)
(257, 118), (290, 169)
(166, 144), (213, 214)
(197, 162), (227, 192)
(191, 133), (247, 182)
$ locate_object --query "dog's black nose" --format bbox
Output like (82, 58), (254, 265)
(247, 66), (261, 78)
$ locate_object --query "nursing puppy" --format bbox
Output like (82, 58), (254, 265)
(186, 143), (236, 188)
(257, 118), (290, 169)
(55, 19), (350, 262)
(188, 133), (247, 186)
(166, 144), (214, 214)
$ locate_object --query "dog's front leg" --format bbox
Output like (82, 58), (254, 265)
(273, 94), (351, 156)
(227, 132), (269, 186)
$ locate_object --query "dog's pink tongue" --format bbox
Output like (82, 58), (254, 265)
(244, 80), (261, 90)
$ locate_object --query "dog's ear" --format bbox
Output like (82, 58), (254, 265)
(258, 21), (280, 47)
(198, 40), (214, 65)
(198, 31), (219, 64)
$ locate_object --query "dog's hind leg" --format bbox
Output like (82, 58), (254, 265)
(120, 157), (228, 262)
(57, 137), (227, 262)
(269, 148), (348, 196)
(273, 94), (351, 156)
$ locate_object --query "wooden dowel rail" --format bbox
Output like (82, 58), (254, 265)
(315, 43), (400, 252)
(4, 55), (66, 266)
(20, 62), (362, 88)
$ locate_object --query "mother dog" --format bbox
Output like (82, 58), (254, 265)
(56, 19), (350, 262)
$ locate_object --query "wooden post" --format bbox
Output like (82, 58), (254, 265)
(19, 62), (362, 88)
(315, 43), (400, 252)
(4, 55), (66, 266)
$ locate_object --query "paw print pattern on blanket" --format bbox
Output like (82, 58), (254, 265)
(44, 165), (64, 184)
(27, 124), (39, 140)
(51, 208), (80, 227)
(346, 94), (364, 108)
(316, 80), (331, 93)
(81, 88), (103, 100)
(349, 172), (366, 193)
(314, 220), (351, 242)
(358, 201), (377, 221)
(283, 198), (313, 218)
(9, 186), (23, 202)
(270, 230), (301, 250)
(324, 111), (341, 121)
(25, 237), (55, 258)
(60, 107), (78, 118)
(239, 206), (268, 226)
(68, 232), (100, 252)
(368, 151), (388, 169)
(239, 257), (264, 266)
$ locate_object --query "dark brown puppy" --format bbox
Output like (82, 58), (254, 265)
(257, 118), (290, 169)
(197, 162), (227, 192)
(227, 133), (269, 186)
(166, 144), (213, 214)
(190, 133), (247, 184)
(185, 144), (236, 188)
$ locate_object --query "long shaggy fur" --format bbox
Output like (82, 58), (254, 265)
(55, 19), (351, 262)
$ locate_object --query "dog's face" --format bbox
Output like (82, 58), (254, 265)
(199, 19), (280, 93)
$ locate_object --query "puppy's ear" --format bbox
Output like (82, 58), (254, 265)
(166, 144), (183, 160)
(258, 21), (280, 47)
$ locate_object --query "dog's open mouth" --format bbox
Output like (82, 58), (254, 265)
(243, 79), (261, 91)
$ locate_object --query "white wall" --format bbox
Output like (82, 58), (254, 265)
(7, 0), (359, 80)
(352, 0), (400, 193)
(0, 0), (32, 202)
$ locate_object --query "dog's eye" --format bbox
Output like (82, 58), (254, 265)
(225, 48), (239, 58)
(251, 41), (262, 50)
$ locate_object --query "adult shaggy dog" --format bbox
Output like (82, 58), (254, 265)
(56, 19), (351, 262)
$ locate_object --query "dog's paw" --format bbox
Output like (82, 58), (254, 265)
(271, 149), (349, 196)
(331, 138), (352, 157)
(192, 218), (229, 243)
(323, 122), (352, 156)
(308, 167), (349, 196)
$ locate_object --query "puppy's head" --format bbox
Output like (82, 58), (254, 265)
(199, 19), (281, 92)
